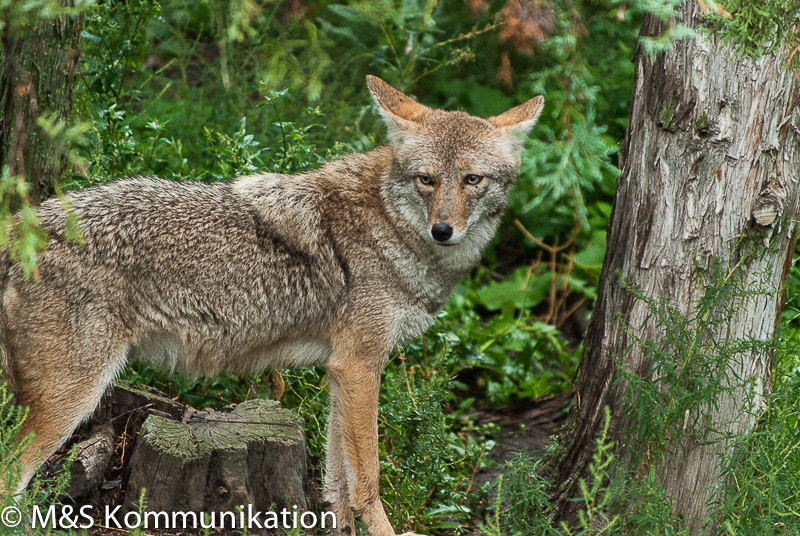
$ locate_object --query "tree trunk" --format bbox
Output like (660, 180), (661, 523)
(547, 3), (800, 532)
(0, 2), (81, 203)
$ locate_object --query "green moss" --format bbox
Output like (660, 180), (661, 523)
(658, 103), (678, 132)
(139, 399), (304, 460)
(694, 112), (711, 136)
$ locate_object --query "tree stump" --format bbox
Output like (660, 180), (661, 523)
(126, 399), (308, 517)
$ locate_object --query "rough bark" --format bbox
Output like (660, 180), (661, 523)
(63, 424), (116, 501)
(547, 3), (800, 532)
(0, 2), (81, 203)
(96, 380), (186, 438)
(126, 399), (308, 519)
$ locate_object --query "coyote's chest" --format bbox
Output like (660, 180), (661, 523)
(379, 249), (462, 350)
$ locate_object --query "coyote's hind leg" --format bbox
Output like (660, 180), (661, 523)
(8, 325), (129, 497)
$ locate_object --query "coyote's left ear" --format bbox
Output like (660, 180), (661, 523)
(488, 96), (545, 136)
(367, 75), (431, 142)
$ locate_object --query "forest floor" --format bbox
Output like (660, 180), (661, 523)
(473, 388), (572, 489)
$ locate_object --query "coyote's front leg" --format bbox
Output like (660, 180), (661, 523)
(325, 328), (423, 536)
(323, 378), (357, 534)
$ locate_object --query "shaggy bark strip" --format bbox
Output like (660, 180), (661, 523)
(0, 1), (81, 202)
(547, 3), (800, 531)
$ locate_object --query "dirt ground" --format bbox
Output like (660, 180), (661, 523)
(473, 388), (573, 487)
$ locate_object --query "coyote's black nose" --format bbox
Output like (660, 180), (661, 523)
(431, 223), (453, 242)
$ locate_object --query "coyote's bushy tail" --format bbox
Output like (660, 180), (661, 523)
(0, 256), (14, 397)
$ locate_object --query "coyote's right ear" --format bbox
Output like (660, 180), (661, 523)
(366, 75), (430, 142)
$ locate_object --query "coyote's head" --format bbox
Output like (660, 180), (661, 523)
(368, 75), (543, 254)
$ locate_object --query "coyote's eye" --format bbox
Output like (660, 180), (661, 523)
(416, 174), (433, 186)
(464, 174), (483, 186)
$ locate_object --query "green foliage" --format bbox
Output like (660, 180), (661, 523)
(600, 249), (794, 534)
(714, 256), (800, 534)
(514, 26), (620, 233)
(627, 0), (800, 65)
(0, 0), (95, 32)
(0, 170), (48, 279)
(707, 0), (800, 64)
(494, 242), (800, 536)
(124, 359), (275, 408)
(562, 407), (619, 536)
(0, 376), (30, 499)
(716, 363), (800, 535)
(488, 455), (559, 536)
(491, 407), (622, 536)
(436, 290), (579, 404)
(616, 260), (774, 463)
(492, 0), (631, 280)
(615, 467), (688, 536)
(378, 351), (485, 532)
(280, 367), (330, 460)
(127, 488), (150, 536)
(632, 0), (696, 56)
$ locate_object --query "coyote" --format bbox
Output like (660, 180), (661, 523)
(0, 76), (542, 536)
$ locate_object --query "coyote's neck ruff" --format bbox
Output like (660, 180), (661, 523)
(1, 76), (543, 536)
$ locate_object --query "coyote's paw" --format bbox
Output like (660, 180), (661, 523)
(398, 532), (427, 536)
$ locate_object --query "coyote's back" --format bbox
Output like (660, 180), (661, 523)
(9, 177), (345, 371)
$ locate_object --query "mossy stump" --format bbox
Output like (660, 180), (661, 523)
(125, 399), (308, 516)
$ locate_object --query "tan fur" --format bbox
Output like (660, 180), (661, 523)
(0, 77), (543, 536)
(487, 95), (544, 129)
